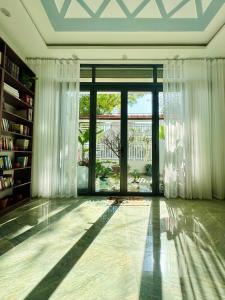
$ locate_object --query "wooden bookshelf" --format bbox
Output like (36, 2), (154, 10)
(2, 110), (33, 126)
(3, 167), (32, 172)
(1, 130), (32, 139)
(0, 37), (35, 213)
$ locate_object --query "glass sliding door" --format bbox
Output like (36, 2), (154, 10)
(127, 92), (153, 192)
(79, 76), (163, 195)
(95, 91), (121, 192)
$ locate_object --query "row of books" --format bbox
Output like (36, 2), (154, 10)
(17, 109), (33, 122)
(0, 155), (30, 170)
(12, 124), (30, 135)
(4, 87), (34, 108)
(5, 56), (20, 80)
(1, 119), (30, 135)
(20, 95), (33, 106)
(0, 156), (12, 170)
(4, 83), (20, 98)
(15, 156), (29, 168)
(15, 139), (30, 150)
(1, 118), (10, 131)
(0, 138), (30, 151)
(0, 175), (14, 191)
(0, 137), (14, 150)
(4, 83), (34, 108)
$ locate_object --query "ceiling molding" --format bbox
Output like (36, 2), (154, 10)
(41, 0), (225, 32)
(46, 43), (206, 48)
(20, 0), (225, 48)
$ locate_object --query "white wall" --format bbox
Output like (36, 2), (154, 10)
(0, 28), (25, 60)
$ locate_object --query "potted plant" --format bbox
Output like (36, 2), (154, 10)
(129, 169), (141, 191)
(20, 71), (38, 90)
(130, 169), (141, 183)
(96, 160), (112, 189)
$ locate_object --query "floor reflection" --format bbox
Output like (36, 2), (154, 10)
(140, 200), (162, 300)
(0, 197), (224, 300)
(164, 200), (225, 300)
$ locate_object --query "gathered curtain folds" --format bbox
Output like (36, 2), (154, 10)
(164, 59), (225, 200)
(27, 59), (80, 198)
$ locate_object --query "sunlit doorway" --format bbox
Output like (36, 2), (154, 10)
(78, 65), (164, 195)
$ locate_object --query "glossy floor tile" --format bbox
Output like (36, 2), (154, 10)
(0, 197), (224, 300)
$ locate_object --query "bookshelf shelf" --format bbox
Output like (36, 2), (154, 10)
(1, 130), (32, 139)
(0, 185), (13, 192)
(14, 181), (31, 188)
(0, 181), (31, 193)
(0, 37), (35, 214)
(0, 150), (32, 153)
(4, 69), (34, 97)
(3, 167), (31, 171)
(3, 90), (33, 109)
(2, 110), (33, 126)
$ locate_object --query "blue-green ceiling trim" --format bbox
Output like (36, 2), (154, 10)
(41, 0), (225, 32)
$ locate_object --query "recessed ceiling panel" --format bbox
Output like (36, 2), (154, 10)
(41, 0), (225, 31)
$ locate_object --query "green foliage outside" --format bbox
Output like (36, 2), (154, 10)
(79, 93), (140, 117)
(159, 124), (165, 140)
(95, 160), (112, 179)
(78, 128), (103, 165)
(129, 169), (141, 183)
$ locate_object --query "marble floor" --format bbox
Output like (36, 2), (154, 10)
(0, 197), (224, 300)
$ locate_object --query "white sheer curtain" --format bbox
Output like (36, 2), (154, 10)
(27, 59), (80, 198)
(211, 60), (225, 199)
(163, 59), (225, 200)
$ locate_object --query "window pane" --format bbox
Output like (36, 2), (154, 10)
(80, 68), (92, 82)
(96, 68), (153, 82)
(78, 92), (90, 191)
(96, 92), (121, 192)
(128, 92), (152, 192)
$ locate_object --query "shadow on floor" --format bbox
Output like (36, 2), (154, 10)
(165, 199), (225, 300)
(24, 200), (121, 300)
(0, 198), (85, 256)
(139, 200), (162, 300)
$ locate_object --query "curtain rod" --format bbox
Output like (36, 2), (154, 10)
(26, 58), (78, 61)
(26, 57), (225, 61)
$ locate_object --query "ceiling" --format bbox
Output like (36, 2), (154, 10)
(0, 0), (225, 60)
(41, 0), (224, 33)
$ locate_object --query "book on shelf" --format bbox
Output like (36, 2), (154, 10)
(15, 139), (30, 150)
(5, 56), (20, 80)
(0, 137), (14, 150)
(1, 118), (10, 131)
(11, 124), (30, 135)
(0, 155), (12, 170)
(15, 156), (29, 168)
(0, 52), (2, 65)
(0, 174), (14, 191)
(28, 109), (33, 121)
(4, 83), (20, 98)
(16, 108), (33, 121)
(20, 94), (33, 106)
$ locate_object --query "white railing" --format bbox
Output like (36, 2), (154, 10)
(80, 121), (152, 161)
(96, 143), (151, 160)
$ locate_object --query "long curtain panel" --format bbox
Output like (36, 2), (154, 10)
(211, 60), (225, 199)
(163, 59), (225, 200)
(27, 59), (80, 198)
